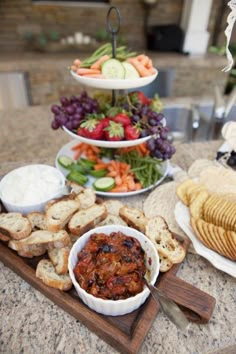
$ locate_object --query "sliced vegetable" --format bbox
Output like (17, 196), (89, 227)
(93, 177), (115, 191)
(122, 62), (140, 79)
(101, 59), (125, 79)
(67, 171), (88, 185)
(90, 169), (107, 178)
(57, 155), (74, 169)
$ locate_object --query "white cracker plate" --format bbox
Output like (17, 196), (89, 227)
(174, 201), (236, 278)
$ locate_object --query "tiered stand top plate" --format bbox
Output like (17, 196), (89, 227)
(70, 69), (158, 90)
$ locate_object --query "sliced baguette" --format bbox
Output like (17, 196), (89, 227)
(68, 204), (107, 236)
(17, 247), (47, 258)
(158, 249), (173, 272)
(48, 247), (70, 275)
(27, 212), (47, 230)
(66, 181), (85, 195)
(119, 206), (147, 233)
(98, 214), (127, 227)
(8, 229), (71, 252)
(0, 212), (31, 240)
(36, 259), (72, 291)
(145, 216), (186, 264)
(46, 199), (81, 232)
(103, 200), (124, 216)
(75, 188), (96, 209)
(0, 231), (10, 242)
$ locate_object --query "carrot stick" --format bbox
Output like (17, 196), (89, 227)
(127, 58), (151, 77)
(71, 143), (82, 151)
(76, 68), (101, 76)
(110, 185), (129, 193)
(90, 55), (110, 70)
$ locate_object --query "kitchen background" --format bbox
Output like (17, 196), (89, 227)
(0, 0), (235, 108)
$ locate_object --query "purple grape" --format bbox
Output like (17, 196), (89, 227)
(74, 113), (82, 121)
(140, 129), (149, 138)
(51, 120), (60, 130)
(148, 117), (158, 126)
(147, 138), (156, 151)
(60, 96), (70, 106)
(150, 126), (160, 134)
(66, 106), (75, 115)
(64, 121), (73, 130)
(132, 114), (141, 123)
(51, 105), (61, 114)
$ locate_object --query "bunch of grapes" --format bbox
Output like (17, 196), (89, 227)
(51, 91), (99, 131)
(130, 106), (176, 160)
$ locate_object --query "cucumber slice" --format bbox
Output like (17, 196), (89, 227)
(93, 177), (115, 192)
(90, 169), (107, 178)
(101, 59), (125, 79)
(123, 62), (140, 79)
(58, 155), (74, 169)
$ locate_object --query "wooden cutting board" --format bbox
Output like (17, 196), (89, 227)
(0, 234), (216, 354)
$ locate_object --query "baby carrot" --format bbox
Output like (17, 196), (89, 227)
(76, 68), (101, 76)
(90, 55), (110, 70)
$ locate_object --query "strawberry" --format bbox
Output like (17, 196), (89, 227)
(124, 125), (140, 140)
(100, 117), (111, 129)
(113, 113), (131, 127)
(128, 91), (150, 106)
(77, 119), (104, 140)
(104, 121), (124, 141)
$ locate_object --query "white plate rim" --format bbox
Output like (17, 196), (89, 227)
(70, 69), (158, 90)
(174, 201), (236, 278)
(55, 139), (169, 197)
(62, 125), (152, 148)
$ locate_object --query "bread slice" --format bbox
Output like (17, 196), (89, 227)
(0, 231), (10, 242)
(119, 206), (147, 233)
(0, 212), (31, 240)
(27, 212), (47, 231)
(8, 229), (71, 252)
(145, 216), (186, 264)
(158, 249), (173, 272)
(17, 247), (47, 258)
(46, 199), (81, 232)
(48, 247), (70, 275)
(68, 204), (107, 236)
(103, 200), (124, 216)
(98, 214), (127, 227)
(75, 188), (96, 209)
(36, 259), (72, 291)
(66, 181), (85, 195)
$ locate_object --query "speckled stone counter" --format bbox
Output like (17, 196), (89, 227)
(0, 105), (236, 354)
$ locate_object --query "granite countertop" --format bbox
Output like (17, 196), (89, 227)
(0, 105), (236, 354)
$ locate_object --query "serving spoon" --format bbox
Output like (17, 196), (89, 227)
(143, 278), (189, 331)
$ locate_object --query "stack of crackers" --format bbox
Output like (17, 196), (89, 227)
(176, 166), (236, 261)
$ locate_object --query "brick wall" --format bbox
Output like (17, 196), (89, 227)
(0, 0), (224, 52)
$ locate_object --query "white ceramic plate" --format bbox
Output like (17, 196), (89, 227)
(174, 201), (236, 278)
(70, 69), (158, 90)
(62, 126), (151, 148)
(55, 139), (169, 197)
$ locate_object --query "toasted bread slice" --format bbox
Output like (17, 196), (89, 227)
(48, 247), (70, 275)
(0, 212), (31, 240)
(36, 259), (72, 291)
(27, 212), (47, 231)
(75, 188), (96, 209)
(8, 229), (71, 252)
(158, 249), (173, 272)
(17, 246), (47, 258)
(119, 206), (147, 233)
(66, 181), (85, 195)
(103, 200), (124, 217)
(46, 199), (80, 232)
(68, 204), (107, 236)
(145, 216), (186, 264)
(98, 214), (127, 227)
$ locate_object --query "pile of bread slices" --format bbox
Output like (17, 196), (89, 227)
(0, 183), (186, 291)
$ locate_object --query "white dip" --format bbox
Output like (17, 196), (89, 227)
(0, 165), (64, 206)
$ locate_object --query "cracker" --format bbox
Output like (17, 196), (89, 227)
(191, 218), (210, 249)
(186, 184), (207, 205)
(176, 179), (195, 206)
(225, 231), (236, 256)
(189, 190), (209, 220)
(188, 159), (216, 179)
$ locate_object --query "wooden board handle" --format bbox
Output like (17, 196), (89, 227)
(157, 273), (216, 324)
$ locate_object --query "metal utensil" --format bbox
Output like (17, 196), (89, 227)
(143, 278), (189, 331)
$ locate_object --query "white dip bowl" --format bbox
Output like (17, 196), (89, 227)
(0, 164), (66, 214)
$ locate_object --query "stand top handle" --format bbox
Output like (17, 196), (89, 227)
(106, 6), (121, 36)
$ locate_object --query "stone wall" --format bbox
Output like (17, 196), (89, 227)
(0, 0), (225, 52)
